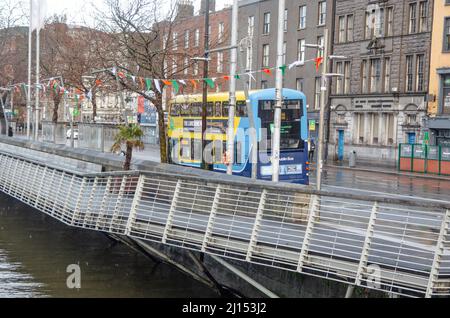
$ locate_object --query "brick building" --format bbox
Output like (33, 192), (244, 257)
(164, 0), (231, 100)
(328, 0), (433, 166)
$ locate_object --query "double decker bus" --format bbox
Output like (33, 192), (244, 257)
(167, 88), (309, 185)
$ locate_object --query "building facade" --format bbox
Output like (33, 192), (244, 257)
(427, 0), (450, 146)
(328, 0), (433, 166)
(164, 1), (231, 100)
(237, 0), (335, 141)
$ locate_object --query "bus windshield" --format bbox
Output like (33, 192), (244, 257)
(258, 99), (304, 150)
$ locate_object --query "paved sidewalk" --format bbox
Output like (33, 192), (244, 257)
(323, 161), (450, 181)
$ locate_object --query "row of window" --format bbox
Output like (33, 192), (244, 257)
(329, 54), (425, 95)
(353, 113), (396, 146)
(168, 22), (225, 51)
(259, 1), (327, 36)
(259, 35), (324, 68)
(338, 2), (428, 44)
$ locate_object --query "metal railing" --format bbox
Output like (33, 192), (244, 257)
(0, 150), (449, 298)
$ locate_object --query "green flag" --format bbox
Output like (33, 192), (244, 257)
(145, 78), (152, 91)
(172, 80), (180, 95)
(204, 78), (215, 89)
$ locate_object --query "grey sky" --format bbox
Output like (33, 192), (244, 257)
(46, 0), (233, 24)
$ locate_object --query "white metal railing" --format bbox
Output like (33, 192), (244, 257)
(0, 151), (449, 298)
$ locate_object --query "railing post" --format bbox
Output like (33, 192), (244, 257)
(8, 159), (22, 197)
(202, 184), (222, 252)
(72, 177), (88, 226)
(96, 176), (112, 230)
(34, 166), (48, 209)
(17, 160), (29, 201)
(355, 201), (378, 287)
(297, 195), (320, 272)
(162, 180), (182, 244)
(426, 209), (450, 298)
(246, 189), (267, 262)
(62, 174), (76, 223)
(84, 176), (99, 227)
(51, 171), (66, 218)
(42, 169), (56, 212)
(110, 176), (128, 233)
(125, 175), (145, 236)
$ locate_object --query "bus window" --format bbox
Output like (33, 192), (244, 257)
(236, 101), (248, 117)
(214, 102), (222, 117)
(170, 104), (180, 116)
(191, 103), (202, 117)
(207, 102), (214, 117)
(193, 139), (202, 161)
(180, 103), (191, 116)
(180, 138), (191, 159)
(258, 99), (304, 151)
(235, 141), (243, 164)
(212, 140), (224, 164)
(222, 102), (229, 117)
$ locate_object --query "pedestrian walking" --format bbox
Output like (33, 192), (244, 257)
(309, 139), (316, 162)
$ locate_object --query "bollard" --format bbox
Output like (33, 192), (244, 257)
(349, 151), (357, 168)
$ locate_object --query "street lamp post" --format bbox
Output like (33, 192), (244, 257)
(201, 0), (211, 171)
(272, 0), (286, 183)
(305, 29), (346, 191)
(316, 29), (329, 191)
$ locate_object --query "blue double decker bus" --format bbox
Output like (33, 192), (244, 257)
(168, 88), (310, 185)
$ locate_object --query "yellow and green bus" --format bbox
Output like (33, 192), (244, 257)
(167, 88), (310, 184)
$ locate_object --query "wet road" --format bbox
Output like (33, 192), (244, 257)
(0, 192), (218, 298)
(311, 167), (450, 204)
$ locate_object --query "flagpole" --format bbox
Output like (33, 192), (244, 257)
(27, 0), (32, 139)
(34, 1), (40, 141)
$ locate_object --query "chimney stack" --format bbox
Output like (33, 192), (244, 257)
(200, 0), (216, 15)
(176, 0), (194, 20)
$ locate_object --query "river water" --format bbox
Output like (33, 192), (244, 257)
(0, 192), (218, 298)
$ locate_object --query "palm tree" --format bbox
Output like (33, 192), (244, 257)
(111, 124), (145, 171)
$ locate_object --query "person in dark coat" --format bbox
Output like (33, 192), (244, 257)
(8, 126), (13, 137)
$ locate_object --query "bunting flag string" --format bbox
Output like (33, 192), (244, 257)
(4, 55), (322, 100)
(107, 54), (322, 95)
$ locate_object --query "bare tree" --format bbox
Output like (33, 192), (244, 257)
(90, 0), (205, 163)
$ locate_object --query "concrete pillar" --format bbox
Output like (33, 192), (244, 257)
(364, 112), (370, 144)
(379, 113), (385, 146)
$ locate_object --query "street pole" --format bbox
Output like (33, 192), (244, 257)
(201, 0), (210, 170)
(27, 0), (32, 139)
(237, 38), (258, 179)
(271, 0), (285, 183)
(34, 4), (41, 142)
(226, 0), (238, 175)
(316, 29), (329, 191)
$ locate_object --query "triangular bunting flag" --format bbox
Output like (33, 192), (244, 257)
(179, 80), (187, 86)
(162, 80), (172, 86)
(223, 75), (231, 81)
(262, 69), (272, 76)
(315, 57), (324, 72)
(204, 78), (215, 89)
(145, 78), (152, 91)
(279, 65), (287, 76)
(172, 80), (180, 95)
(190, 79), (198, 89)
(139, 77), (145, 90)
(154, 79), (161, 93)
